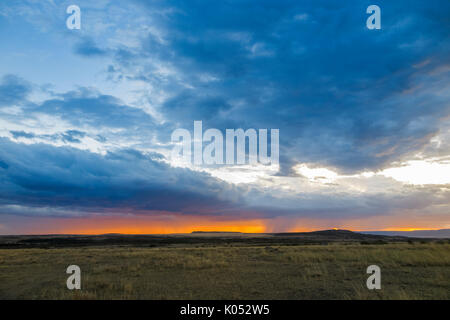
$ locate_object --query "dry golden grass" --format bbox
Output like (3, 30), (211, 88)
(0, 243), (448, 299)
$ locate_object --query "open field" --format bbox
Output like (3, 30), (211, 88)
(0, 231), (449, 299)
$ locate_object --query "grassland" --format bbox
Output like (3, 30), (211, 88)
(0, 242), (449, 299)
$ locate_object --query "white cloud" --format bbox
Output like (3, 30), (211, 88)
(380, 159), (450, 185)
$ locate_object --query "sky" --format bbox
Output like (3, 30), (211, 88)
(0, 0), (449, 234)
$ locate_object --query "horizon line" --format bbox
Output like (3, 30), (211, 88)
(1, 228), (449, 237)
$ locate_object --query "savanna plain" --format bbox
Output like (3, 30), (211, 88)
(0, 231), (448, 300)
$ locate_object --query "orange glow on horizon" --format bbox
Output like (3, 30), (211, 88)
(41, 223), (448, 235)
(69, 222), (267, 235)
(0, 213), (447, 235)
(2, 214), (268, 235)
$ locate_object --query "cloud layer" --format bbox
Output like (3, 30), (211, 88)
(0, 0), (449, 231)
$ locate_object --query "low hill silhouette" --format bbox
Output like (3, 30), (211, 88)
(0, 229), (445, 248)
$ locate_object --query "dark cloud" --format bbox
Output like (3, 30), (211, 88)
(74, 38), (108, 57)
(122, 0), (450, 173)
(29, 88), (157, 131)
(61, 130), (86, 143)
(0, 75), (31, 106)
(0, 0), (449, 225)
(10, 131), (35, 139)
(0, 138), (244, 216)
(10, 130), (88, 144)
(1, 137), (449, 221)
(162, 91), (233, 122)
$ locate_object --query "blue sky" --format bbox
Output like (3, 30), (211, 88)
(0, 0), (449, 233)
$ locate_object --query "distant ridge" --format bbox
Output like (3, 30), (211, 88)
(0, 229), (447, 249)
(361, 229), (450, 239)
(271, 229), (378, 240)
(273, 229), (354, 235)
